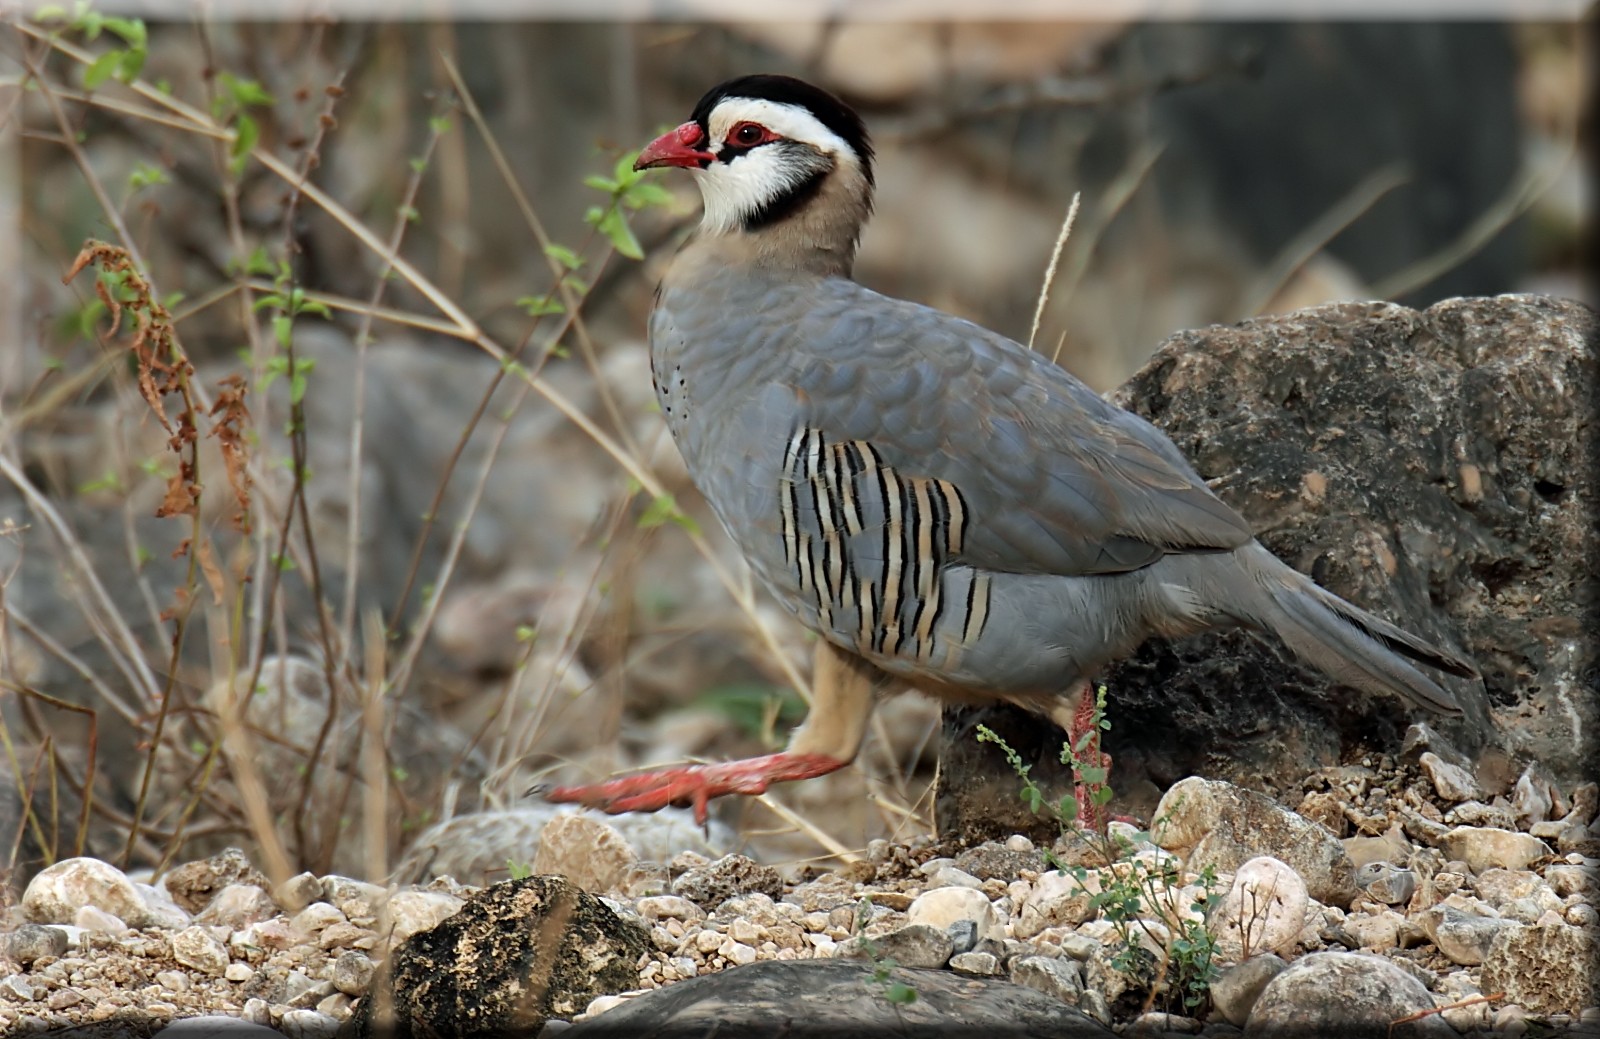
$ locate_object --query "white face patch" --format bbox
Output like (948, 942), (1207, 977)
(691, 97), (861, 235)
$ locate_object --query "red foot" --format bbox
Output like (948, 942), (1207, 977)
(544, 752), (846, 825)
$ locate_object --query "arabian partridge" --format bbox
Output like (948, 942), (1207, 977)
(548, 75), (1475, 825)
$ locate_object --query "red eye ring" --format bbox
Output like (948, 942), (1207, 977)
(728, 121), (774, 147)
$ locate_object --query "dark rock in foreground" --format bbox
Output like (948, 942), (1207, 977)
(343, 874), (649, 1039)
(562, 958), (1113, 1038)
(940, 294), (1596, 840)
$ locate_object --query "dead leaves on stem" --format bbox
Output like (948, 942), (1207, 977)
(63, 240), (254, 608)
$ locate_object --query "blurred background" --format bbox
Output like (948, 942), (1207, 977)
(0, 17), (1589, 888)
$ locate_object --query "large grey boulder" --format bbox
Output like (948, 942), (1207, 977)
(940, 295), (1595, 840)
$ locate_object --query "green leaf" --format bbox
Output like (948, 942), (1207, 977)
(34, 4), (68, 22)
(409, 156), (427, 174)
(230, 114), (259, 174)
(583, 174), (618, 193)
(544, 243), (584, 271)
(884, 983), (917, 1006)
(272, 314), (292, 349)
(1077, 766), (1107, 787)
(1091, 786), (1115, 807)
(245, 245), (274, 276)
(82, 50), (121, 90)
(1057, 794), (1079, 821)
(596, 207), (642, 260)
(116, 47), (146, 83)
(516, 296), (564, 317)
(218, 72), (273, 108)
(428, 115), (452, 135)
(102, 16), (146, 48)
(637, 493), (699, 534)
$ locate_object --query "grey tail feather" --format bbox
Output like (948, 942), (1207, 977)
(1244, 551), (1473, 716)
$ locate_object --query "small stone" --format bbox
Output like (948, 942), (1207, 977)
(1446, 801), (1518, 829)
(22, 857), (150, 927)
(723, 941), (757, 966)
(1213, 856), (1307, 959)
(242, 997), (272, 1025)
(1210, 952), (1286, 1026)
(1010, 954), (1084, 1005)
(1545, 864), (1596, 898)
(317, 992), (354, 1018)
(1342, 909), (1403, 951)
(1056, 932), (1101, 961)
(1424, 908), (1519, 966)
(330, 951), (375, 996)
(225, 962), (255, 982)
(169, 925), (229, 976)
(196, 884), (280, 928)
(137, 882), (194, 928)
(949, 951), (1001, 975)
(866, 924), (953, 969)
(904, 886), (1005, 943)
(671, 855), (782, 907)
(583, 994), (629, 1018)
(278, 1009), (339, 1039)
(276, 872), (325, 912)
(532, 812), (640, 893)
(381, 889), (464, 943)
(1567, 903), (1598, 928)
(925, 866), (983, 890)
(46, 987), (84, 1010)
(1474, 868), (1548, 907)
(290, 901), (346, 936)
(163, 848), (272, 914)
(1420, 752), (1480, 802)
(1, 975), (36, 1001)
(727, 918), (763, 945)
(73, 905), (129, 934)
(1131, 1011), (1201, 1034)
(1439, 827), (1552, 874)
(1014, 870), (1094, 939)
(0, 925), (68, 967)
(1513, 768), (1555, 828)
(1354, 862), (1416, 905)
(1078, 988), (1111, 1024)
(154, 969), (190, 991)
(1005, 835), (1035, 853)
(635, 895), (705, 922)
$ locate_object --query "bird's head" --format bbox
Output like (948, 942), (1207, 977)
(636, 75), (874, 247)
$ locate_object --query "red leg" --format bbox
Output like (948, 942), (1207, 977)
(545, 752), (846, 826)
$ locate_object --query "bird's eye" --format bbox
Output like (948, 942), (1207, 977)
(730, 122), (769, 146)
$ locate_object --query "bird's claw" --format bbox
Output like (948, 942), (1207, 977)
(544, 752), (844, 826)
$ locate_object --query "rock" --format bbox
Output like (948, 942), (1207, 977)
(840, 924), (953, 969)
(560, 959), (1113, 1036)
(74, 905), (129, 933)
(1014, 870), (1095, 939)
(152, 1017), (284, 1038)
(1419, 905), (1518, 966)
(163, 848), (272, 914)
(941, 296), (1596, 835)
(347, 875), (650, 1038)
(1212, 856), (1308, 959)
(277, 872), (326, 912)
(1341, 909), (1403, 951)
(1436, 970), (1493, 1033)
(278, 1009), (340, 1038)
(1244, 951), (1454, 1037)
(1446, 800), (1518, 829)
(138, 882), (195, 928)
(1512, 767), (1555, 827)
(1210, 953), (1286, 1027)
(0, 924), (67, 967)
(1354, 862), (1415, 905)
(531, 812), (640, 893)
(196, 883), (280, 928)
(395, 806), (734, 886)
(1438, 827), (1552, 873)
(1420, 752), (1480, 802)
(1341, 828), (1413, 871)
(635, 895), (705, 923)
(1473, 868), (1549, 907)
(672, 854), (783, 908)
(1152, 778), (1358, 907)
(225, 963), (254, 982)
(1479, 922), (1600, 1015)
(1545, 863), (1596, 898)
(332, 950), (376, 996)
(1009, 955), (1086, 1006)
(380, 889), (465, 943)
(904, 885), (1006, 944)
(22, 857), (153, 927)
(1131, 1012), (1201, 1034)
(291, 901), (347, 936)
(950, 951), (1001, 975)
(170, 925), (231, 976)
(0, 974), (34, 1001)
